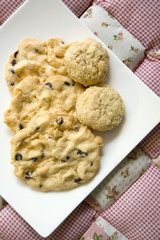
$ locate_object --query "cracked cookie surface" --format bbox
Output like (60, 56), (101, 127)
(5, 38), (72, 95)
(64, 38), (109, 86)
(4, 75), (84, 132)
(76, 85), (125, 131)
(11, 111), (103, 191)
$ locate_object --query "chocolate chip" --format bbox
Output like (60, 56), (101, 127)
(90, 162), (93, 166)
(9, 81), (15, 86)
(39, 184), (43, 188)
(36, 127), (40, 131)
(31, 157), (37, 162)
(35, 48), (38, 52)
(25, 172), (32, 180)
(11, 59), (16, 66)
(77, 149), (88, 157)
(77, 149), (82, 155)
(15, 153), (22, 161)
(19, 123), (24, 129)
(61, 159), (67, 162)
(14, 50), (19, 58)
(56, 117), (63, 125)
(41, 153), (45, 158)
(61, 156), (70, 162)
(45, 82), (52, 88)
(72, 80), (75, 86)
(74, 178), (82, 183)
(64, 81), (70, 86)
(11, 69), (15, 74)
(62, 41), (65, 44)
(25, 174), (30, 180)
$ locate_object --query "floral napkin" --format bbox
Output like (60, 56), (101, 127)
(85, 146), (151, 212)
(80, 5), (145, 71)
(80, 216), (128, 240)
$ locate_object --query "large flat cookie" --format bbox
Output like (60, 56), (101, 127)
(4, 75), (84, 132)
(5, 38), (72, 95)
(11, 111), (103, 191)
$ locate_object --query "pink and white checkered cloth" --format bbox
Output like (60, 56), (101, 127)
(93, 0), (160, 50)
(0, 163), (159, 240)
(92, 0), (160, 159)
(0, 201), (98, 240)
(0, 0), (91, 23)
(101, 162), (160, 240)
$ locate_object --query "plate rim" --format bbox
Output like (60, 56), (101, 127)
(0, 0), (160, 237)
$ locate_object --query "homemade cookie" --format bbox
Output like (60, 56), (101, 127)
(64, 38), (109, 86)
(11, 111), (103, 191)
(5, 38), (72, 95)
(4, 75), (84, 132)
(76, 85), (125, 131)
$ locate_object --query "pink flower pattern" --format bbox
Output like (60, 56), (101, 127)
(108, 231), (119, 240)
(127, 148), (138, 161)
(106, 186), (119, 200)
(108, 13), (114, 19)
(121, 167), (130, 178)
(113, 32), (123, 41)
(83, 8), (93, 18)
(108, 45), (113, 50)
(101, 22), (110, 27)
(129, 45), (139, 52)
(122, 57), (134, 67)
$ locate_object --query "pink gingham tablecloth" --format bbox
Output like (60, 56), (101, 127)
(1, 163), (159, 240)
(0, 0), (160, 240)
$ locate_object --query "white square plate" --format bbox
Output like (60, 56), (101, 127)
(0, 0), (159, 237)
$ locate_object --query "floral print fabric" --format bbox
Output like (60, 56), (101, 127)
(80, 5), (145, 71)
(85, 147), (151, 212)
(0, 1), (159, 240)
(80, 216), (128, 240)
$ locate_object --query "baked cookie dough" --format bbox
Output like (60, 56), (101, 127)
(5, 38), (72, 95)
(4, 75), (84, 132)
(64, 38), (109, 86)
(11, 111), (103, 191)
(76, 85), (125, 131)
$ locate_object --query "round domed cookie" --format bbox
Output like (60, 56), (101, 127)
(76, 85), (125, 131)
(11, 111), (103, 191)
(4, 74), (84, 132)
(64, 38), (109, 86)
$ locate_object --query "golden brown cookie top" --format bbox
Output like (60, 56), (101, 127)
(5, 38), (72, 95)
(64, 38), (109, 86)
(11, 111), (103, 191)
(76, 85), (125, 131)
(4, 75), (84, 132)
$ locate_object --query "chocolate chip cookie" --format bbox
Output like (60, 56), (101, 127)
(11, 111), (103, 191)
(5, 38), (72, 95)
(4, 75), (84, 132)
